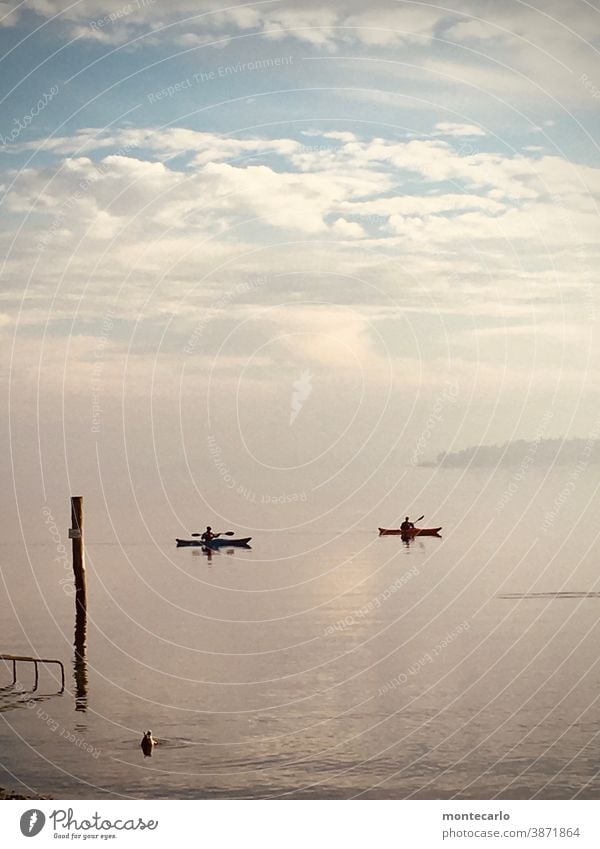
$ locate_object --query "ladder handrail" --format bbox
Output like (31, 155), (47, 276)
(0, 654), (65, 693)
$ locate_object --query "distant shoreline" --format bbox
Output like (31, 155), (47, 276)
(419, 436), (600, 469)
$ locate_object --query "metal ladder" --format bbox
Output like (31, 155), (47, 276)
(0, 654), (65, 693)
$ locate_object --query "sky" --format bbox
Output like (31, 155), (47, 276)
(1, 0), (599, 532)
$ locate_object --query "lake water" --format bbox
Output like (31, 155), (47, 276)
(2, 468), (600, 799)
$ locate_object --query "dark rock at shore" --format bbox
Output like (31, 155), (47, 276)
(0, 786), (52, 800)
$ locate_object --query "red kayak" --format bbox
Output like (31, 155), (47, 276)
(378, 527), (442, 537)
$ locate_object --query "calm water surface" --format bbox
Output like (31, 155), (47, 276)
(2, 470), (600, 799)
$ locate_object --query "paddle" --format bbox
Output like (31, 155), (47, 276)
(191, 530), (235, 538)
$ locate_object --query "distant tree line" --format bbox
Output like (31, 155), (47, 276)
(420, 438), (600, 468)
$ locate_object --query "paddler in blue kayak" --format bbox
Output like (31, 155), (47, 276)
(200, 526), (215, 542)
(400, 516), (415, 532)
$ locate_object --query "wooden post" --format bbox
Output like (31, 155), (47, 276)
(74, 609), (88, 711)
(70, 496), (87, 614)
(70, 496), (88, 710)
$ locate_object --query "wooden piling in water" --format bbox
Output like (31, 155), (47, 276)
(70, 496), (87, 614)
(70, 496), (88, 709)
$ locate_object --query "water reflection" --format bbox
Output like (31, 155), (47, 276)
(399, 535), (426, 552)
(73, 604), (88, 713)
(190, 547), (238, 561)
(192, 547), (216, 562)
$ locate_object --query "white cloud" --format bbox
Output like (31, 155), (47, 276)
(7, 0), (598, 61)
(342, 193), (504, 218)
(433, 122), (487, 137)
(6, 128), (600, 268)
(203, 159), (387, 233)
(331, 218), (365, 238)
(3, 126), (599, 382)
(13, 127), (302, 164)
(445, 18), (509, 42)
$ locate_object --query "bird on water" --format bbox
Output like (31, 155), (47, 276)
(141, 730), (155, 757)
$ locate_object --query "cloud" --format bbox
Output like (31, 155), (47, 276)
(4, 0), (597, 62)
(445, 18), (509, 42)
(5, 0), (445, 47)
(331, 217), (364, 238)
(341, 192), (504, 218)
(433, 122), (487, 137)
(12, 127), (301, 164)
(2, 123), (598, 404)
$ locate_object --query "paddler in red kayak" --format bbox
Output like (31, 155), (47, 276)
(400, 517), (415, 532)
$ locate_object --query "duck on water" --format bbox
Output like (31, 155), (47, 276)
(141, 731), (155, 757)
